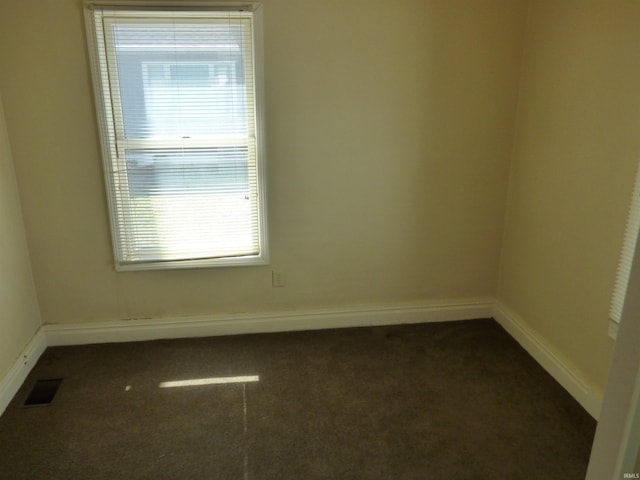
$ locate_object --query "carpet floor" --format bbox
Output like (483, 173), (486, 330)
(0, 318), (596, 479)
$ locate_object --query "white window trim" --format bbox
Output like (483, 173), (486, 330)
(84, 1), (269, 271)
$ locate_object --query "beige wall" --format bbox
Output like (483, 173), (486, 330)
(0, 95), (41, 378)
(1, 0), (635, 404)
(0, 0), (527, 324)
(497, 0), (640, 392)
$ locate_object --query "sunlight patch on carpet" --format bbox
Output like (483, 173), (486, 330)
(159, 375), (260, 388)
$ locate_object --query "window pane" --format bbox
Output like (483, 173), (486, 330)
(126, 147), (250, 196)
(118, 147), (259, 262)
(112, 22), (250, 139)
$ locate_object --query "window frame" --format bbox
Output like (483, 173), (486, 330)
(84, 1), (269, 271)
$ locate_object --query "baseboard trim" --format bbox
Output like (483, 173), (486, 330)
(45, 298), (495, 347)
(0, 328), (47, 416)
(493, 301), (603, 420)
(2, 300), (603, 421)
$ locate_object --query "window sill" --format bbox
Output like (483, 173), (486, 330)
(114, 253), (269, 271)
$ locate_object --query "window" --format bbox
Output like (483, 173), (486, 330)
(609, 163), (640, 339)
(84, 2), (268, 270)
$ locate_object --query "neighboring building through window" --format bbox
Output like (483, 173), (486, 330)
(84, 2), (268, 270)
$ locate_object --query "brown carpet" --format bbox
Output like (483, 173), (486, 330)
(0, 319), (596, 479)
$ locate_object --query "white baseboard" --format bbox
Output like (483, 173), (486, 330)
(2, 300), (602, 422)
(45, 298), (495, 347)
(0, 328), (47, 416)
(493, 301), (603, 420)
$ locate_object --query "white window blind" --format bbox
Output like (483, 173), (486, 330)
(84, 3), (268, 270)
(609, 162), (640, 337)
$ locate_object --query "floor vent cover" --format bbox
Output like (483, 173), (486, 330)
(24, 379), (63, 407)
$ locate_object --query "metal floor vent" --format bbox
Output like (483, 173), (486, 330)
(24, 379), (63, 407)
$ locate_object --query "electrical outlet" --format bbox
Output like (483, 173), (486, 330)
(272, 270), (285, 287)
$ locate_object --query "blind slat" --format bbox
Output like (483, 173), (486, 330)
(610, 163), (640, 324)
